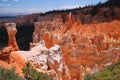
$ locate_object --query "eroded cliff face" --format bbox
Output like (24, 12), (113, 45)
(17, 40), (70, 80)
(0, 13), (120, 80)
(0, 40), (70, 79)
(4, 23), (19, 51)
(31, 12), (120, 80)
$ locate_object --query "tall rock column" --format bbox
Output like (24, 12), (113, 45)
(4, 23), (19, 51)
(68, 12), (73, 27)
(43, 32), (53, 48)
(64, 12), (74, 33)
(33, 22), (41, 43)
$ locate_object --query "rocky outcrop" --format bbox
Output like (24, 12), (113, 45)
(61, 20), (120, 80)
(4, 23), (19, 51)
(0, 13), (120, 80)
(31, 12), (120, 79)
(17, 40), (70, 80)
(0, 47), (12, 62)
(0, 23), (19, 66)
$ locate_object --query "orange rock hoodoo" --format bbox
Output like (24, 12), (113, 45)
(4, 23), (19, 51)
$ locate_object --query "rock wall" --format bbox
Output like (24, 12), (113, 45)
(17, 40), (70, 80)
(32, 12), (120, 80)
(0, 13), (120, 80)
(4, 23), (19, 51)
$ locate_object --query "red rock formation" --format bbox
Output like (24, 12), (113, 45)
(4, 23), (19, 51)
(31, 17), (120, 79)
(1, 19), (120, 80)
(10, 52), (26, 77)
(43, 32), (53, 48)
(0, 51), (26, 77)
(64, 12), (74, 33)
(0, 47), (12, 62)
(33, 22), (41, 43)
(16, 11), (120, 79)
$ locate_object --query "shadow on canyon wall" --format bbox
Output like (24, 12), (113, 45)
(0, 23), (34, 50)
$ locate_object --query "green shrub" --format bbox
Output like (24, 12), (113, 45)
(0, 67), (23, 80)
(84, 74), (92, 80)
(0, 62), (53, 80)
(84, 62), (120, 80)
(23, 62), (53, 80)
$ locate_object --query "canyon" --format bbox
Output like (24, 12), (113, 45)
(0, 13), (120, 80)
(0, 0), (120, 80)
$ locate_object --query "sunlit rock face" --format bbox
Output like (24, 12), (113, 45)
(17, 40), (70, 80)
(61, 20), (120, 80)
(32, 12), (120, 80)
(0, 47), (12, 62)
(33, 17), (65, 47)
(4, 23), (19, 51)
(1, 13), (120, 80)
(33, 22), (41, 43)
(43, 31), (53, 48)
